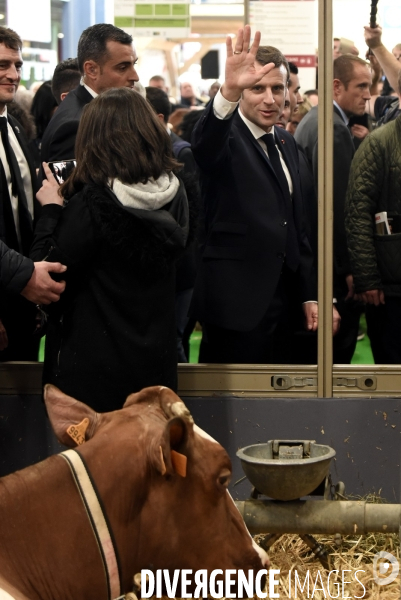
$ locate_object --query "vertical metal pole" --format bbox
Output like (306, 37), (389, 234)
(317, 0), (334, 397)
(244, 0), (249, 29)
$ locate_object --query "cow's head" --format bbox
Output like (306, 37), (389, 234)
(44, 384), (268, 594)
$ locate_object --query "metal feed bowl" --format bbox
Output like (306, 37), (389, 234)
(237, 440), (336, 501)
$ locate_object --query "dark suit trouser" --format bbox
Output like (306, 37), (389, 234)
(332, 297), (363, 364)
(199, 269), (300, 364)
(0, 296), (40, 361)
(366, 299), (401, 364)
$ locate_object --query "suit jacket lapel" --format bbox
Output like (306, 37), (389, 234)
(274, 130), (298, 196)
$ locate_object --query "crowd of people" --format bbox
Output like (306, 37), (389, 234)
(1, 17), (401, 410)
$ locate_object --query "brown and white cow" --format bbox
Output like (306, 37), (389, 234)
(0, 385), (268, 600)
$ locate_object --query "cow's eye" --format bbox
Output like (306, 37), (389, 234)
(217, 468), (231, 489)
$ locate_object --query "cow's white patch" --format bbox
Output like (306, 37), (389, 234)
(193, 424), (218, 444)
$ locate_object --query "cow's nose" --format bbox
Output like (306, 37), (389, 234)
(252, 538), (270, 568)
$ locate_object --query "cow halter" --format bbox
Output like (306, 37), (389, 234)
(61, 449), (122, 600)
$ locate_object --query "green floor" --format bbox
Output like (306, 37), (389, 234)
(350, 314), (374, 365)
(39, 315), (374, 365)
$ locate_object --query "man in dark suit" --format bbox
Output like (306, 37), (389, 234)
(40, 23), (139, 168)
(190, 26), (332, 364)
(295, 54), (372, 363)
(0, 26), (45, 359)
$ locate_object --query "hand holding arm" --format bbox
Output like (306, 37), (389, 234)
(20, 261), (67, 305)
(221, 25), (275, 102)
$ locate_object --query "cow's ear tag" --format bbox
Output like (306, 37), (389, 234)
(66, 418), (89, 446)
(171, 450), (187, 477)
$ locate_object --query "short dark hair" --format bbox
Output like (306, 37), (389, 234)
(77, 23), (133, 73)
(333, 54), (368, 88)
(145, 86), (171, 123)
(255, 46), (290, 83)
(0, 26), (22, 51)
(304, 89), (318, 96)
(52, 58), (81, 104)
(30, 81), (58, 138)
(288, 61), (298, 75)
(149, 75), (165, 84)
(61, 87), (180, 197)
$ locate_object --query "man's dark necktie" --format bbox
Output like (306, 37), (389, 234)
(261, 132), (300, 272)
(0, 117), (33, 255)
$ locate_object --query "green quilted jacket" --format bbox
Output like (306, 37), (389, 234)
(345, 115), (401, 297)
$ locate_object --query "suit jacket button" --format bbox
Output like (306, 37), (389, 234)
(281, 220), (287, 227)
(276, 252), (285, 260)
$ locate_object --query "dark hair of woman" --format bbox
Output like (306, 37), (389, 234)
(61, 87), (181, 197)
(30, 81), (58, 139)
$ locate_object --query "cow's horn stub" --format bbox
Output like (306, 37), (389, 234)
(159, 387), (194, 423)
(169, 401), (194, 423)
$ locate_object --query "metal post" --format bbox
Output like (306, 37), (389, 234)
(317, 0), (334, 397)
(236, 499), (401, 534)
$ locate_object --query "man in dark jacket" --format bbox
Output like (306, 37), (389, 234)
(0, 240), (66, 351)
(345, 73), (401, 363)
(295, 54), (372, 363)
(0, 26), (42, 359)
(40, 23), (139, 170)
(189, 27), (324, 364)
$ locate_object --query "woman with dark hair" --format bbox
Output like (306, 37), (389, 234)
(30, 81), (58, 168)
(31, 87), (190, 412)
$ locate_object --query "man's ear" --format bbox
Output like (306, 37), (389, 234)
(83, 59), (99, 81)
(333, 78), (343, 99)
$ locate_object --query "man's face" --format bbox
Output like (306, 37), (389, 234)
(333, 39), (341, 60)
(180, 82), (195, 99)
(392, 47), (401, 61)
(0, 43), (22, 111)
(276, 91), (291, 129)
(334, 63), (372, 117)
(240, 64), (287, 132)
(89, 40), (139, 93)
(286, 112), (302, 135)
(149, 78), (167, 92)
(288, 72), (302, 114)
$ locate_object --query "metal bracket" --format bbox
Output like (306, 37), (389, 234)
(334, 376), (377, 391)
(272, 374), (377, 391)
(272, 375), (317, 390)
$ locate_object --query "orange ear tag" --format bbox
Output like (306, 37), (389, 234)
(171, 450), (187, 477)
(66, 418), (89, 446)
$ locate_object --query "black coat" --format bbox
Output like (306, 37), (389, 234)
(0, 114), (39, 361)
(295, 105), (355, 297)
(0, 240), (33, 293)
(30, 181), (189, 412)
(39, 85), (93, 172)
(189, 101), (316, 332)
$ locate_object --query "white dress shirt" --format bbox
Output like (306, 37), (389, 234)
(0, 107), (33, 249)
(213, 89), (293, 195)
